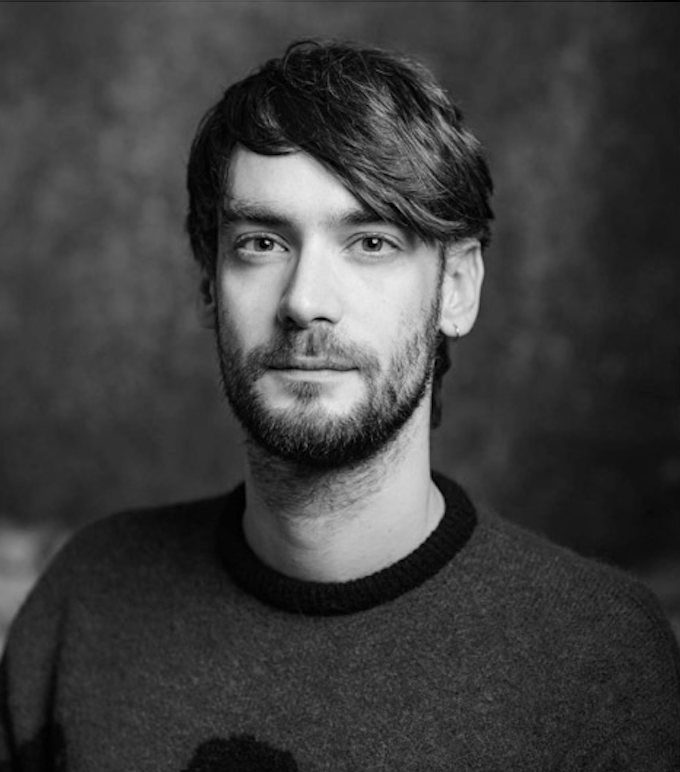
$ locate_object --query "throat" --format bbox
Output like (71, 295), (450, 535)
(241, 422), (443, 582)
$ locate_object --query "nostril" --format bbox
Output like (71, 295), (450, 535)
(277, 300), (338, 329)
(277, 267), (342, 328)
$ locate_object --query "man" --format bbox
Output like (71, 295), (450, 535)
(1, 39), (678, 772)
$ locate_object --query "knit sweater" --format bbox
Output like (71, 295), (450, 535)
(1, 474), (679, 771)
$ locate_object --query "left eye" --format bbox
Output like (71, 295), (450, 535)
(355, 236), (399, 255)
(364, 236), (386, 251)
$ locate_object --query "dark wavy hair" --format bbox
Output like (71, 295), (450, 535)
(186, 39), (494, 428)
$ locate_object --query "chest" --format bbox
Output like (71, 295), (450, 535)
(50, 601), (574, 771)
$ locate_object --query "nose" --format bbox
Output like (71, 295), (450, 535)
(277, 246), (342, 329)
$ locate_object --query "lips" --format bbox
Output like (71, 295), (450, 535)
(270, 358), (356, 371)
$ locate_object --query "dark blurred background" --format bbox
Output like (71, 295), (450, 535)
(1, 2), (679, 638)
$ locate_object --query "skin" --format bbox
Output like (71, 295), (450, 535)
(201, 147), (484, 582)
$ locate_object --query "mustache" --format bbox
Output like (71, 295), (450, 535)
(245, 329), (380, 374)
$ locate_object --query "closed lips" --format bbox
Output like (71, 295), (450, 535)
(272, 359), (355, 371)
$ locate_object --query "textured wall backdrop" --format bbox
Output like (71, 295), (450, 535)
(1, 2), (678, 572)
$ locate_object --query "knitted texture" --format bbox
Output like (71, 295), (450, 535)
(1, 474), (679, 771)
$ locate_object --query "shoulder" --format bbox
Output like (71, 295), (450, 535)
(44, 492), (233, 585)
(453, 510), (680, 752)
(433, 472), (668, 630)
(469, 510), (667, 625)
(466, 509), (680, 683)
(474, 509), (661, 610)
(63, 492), (232, 564)
(4, 490), (239, 648)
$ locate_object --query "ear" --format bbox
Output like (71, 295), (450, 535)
(197, 272), (217, 329)
(439, 238), (484, 338)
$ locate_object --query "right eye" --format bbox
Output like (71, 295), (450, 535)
(234, 235), (287, 254)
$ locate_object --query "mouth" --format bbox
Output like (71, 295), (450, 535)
(270, 358), (356, 372)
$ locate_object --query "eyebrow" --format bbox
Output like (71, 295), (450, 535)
(220, 201), (289, 228)
(220, 199), (393, 230)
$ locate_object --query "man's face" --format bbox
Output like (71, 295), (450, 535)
(212, 147), (444, 468)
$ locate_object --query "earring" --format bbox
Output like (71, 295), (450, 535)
(452, 323), (461, 340)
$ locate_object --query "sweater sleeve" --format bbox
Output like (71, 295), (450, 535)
(561, 583), (680, 772)
(0, 655), (17, 771)
(0, 541), (74, 772)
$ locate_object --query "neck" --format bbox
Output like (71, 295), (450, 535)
(241, 403), (444, 582)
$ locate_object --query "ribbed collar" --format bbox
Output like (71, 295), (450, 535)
(216, 471), (476, 616)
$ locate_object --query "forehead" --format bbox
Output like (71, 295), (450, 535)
(225, 147), (369, 225)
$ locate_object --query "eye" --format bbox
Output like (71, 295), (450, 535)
(235, 235), (287, 253)
(350, 234), (401, 258)
(362, 236), (386, 252)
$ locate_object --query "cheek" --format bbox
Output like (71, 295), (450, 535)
(365, 277), (436, 339)
(217, 273), (279, 348)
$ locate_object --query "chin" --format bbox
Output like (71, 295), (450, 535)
(260, 381), (365, 418)
(245, 399), (411, 470)
(255, 431), (388, 470)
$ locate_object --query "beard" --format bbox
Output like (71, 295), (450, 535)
(215, 298), (441, 470)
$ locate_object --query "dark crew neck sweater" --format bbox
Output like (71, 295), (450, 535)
(217, 472), (477, 616)
(1, 474), (679, 771)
